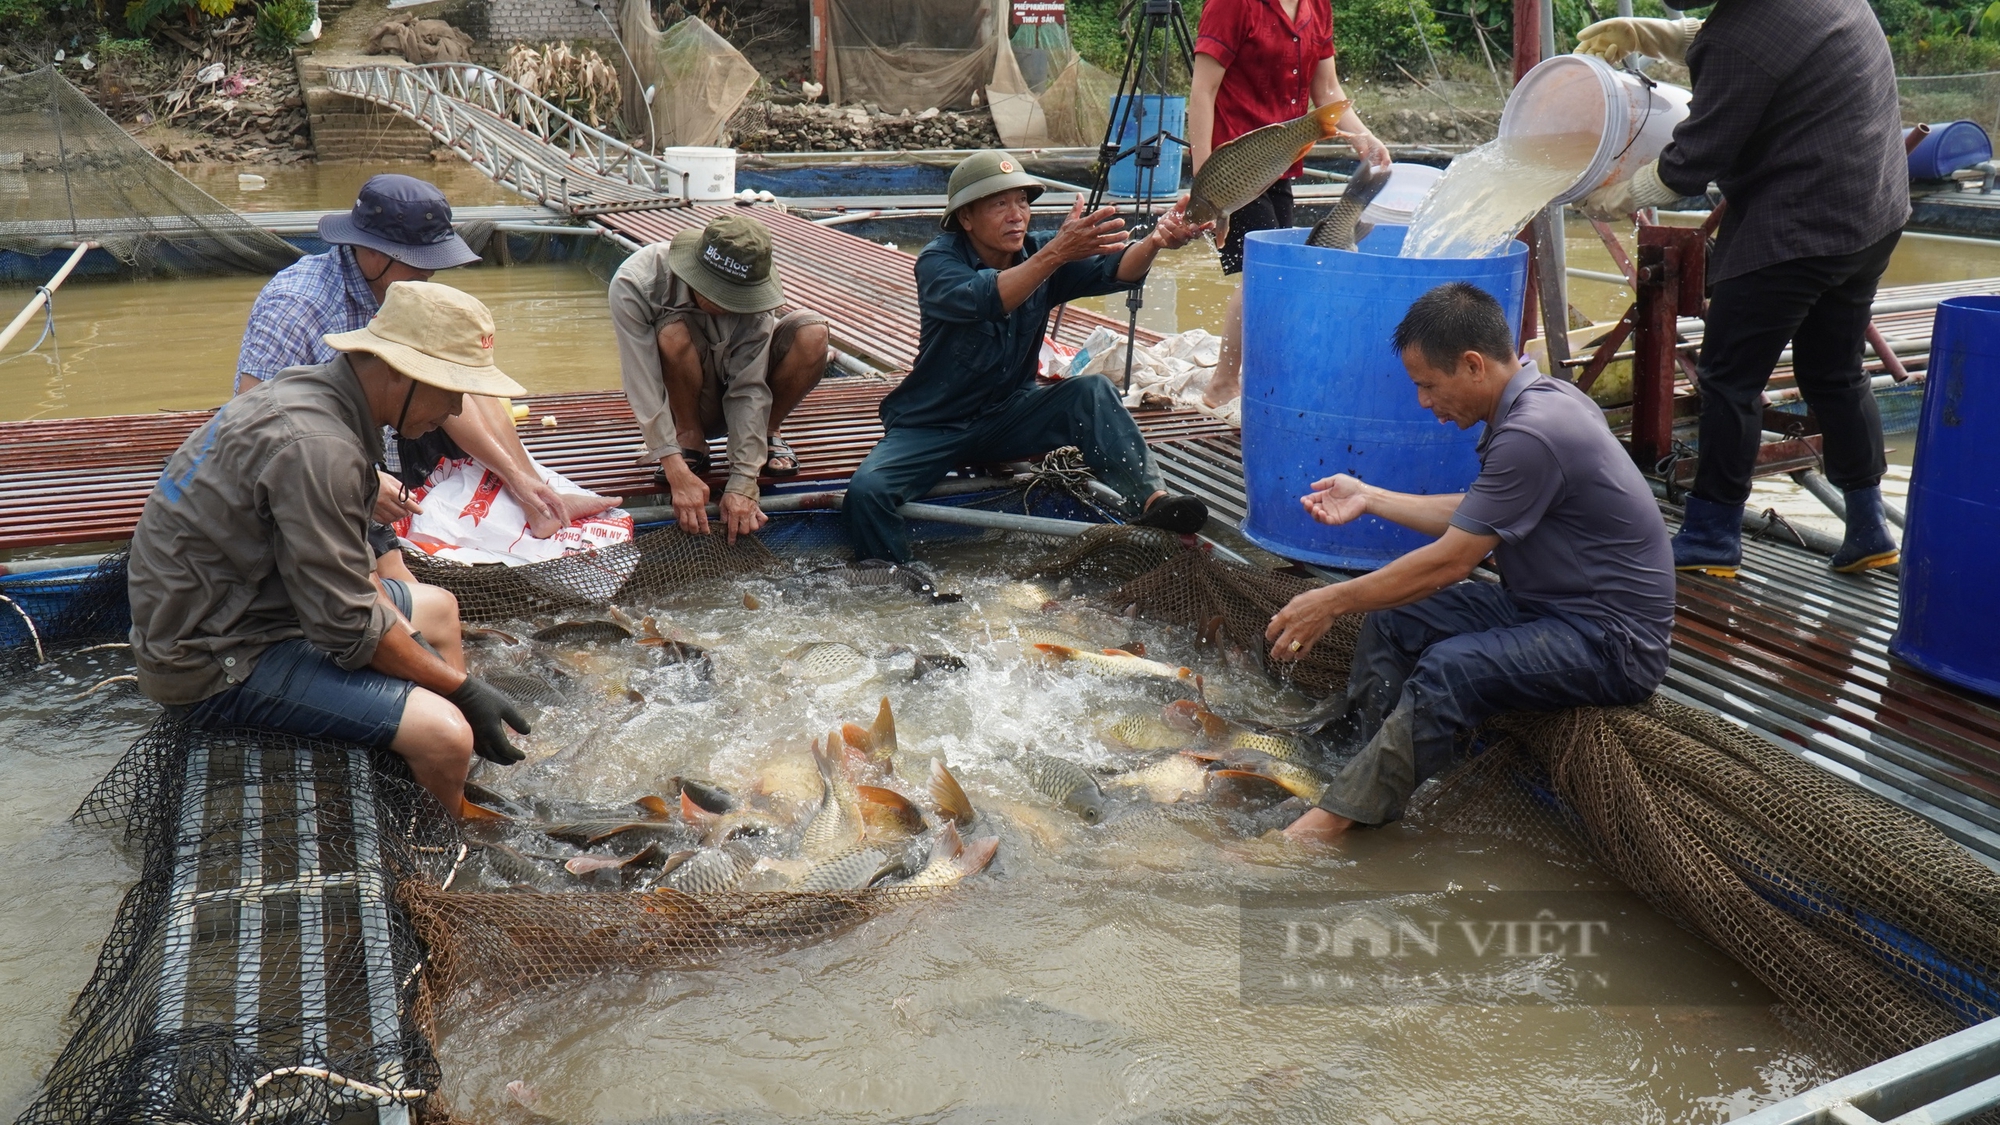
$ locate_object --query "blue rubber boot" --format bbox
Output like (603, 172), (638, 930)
(1672, 494), (1744, 578)
(1831, 486), (1899, 573)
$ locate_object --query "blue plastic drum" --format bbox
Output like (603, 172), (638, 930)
(1238, 225), (1529, 570)
(1892, 295), (2000, 699)
(1906, 121), (1992, 181)
(1107, 95), (1186, 200)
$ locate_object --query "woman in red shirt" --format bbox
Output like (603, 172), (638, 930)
(1190, 0), (1387, 408)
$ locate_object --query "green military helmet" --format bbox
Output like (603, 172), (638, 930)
(941, 149), (1045, 230)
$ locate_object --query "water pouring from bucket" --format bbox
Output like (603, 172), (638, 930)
(1401, 54), (1690, 258)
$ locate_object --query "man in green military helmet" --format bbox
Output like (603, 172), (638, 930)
(845, 150), (1212, 563)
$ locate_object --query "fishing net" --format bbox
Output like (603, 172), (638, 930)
(1025, 530), (2000, 1065)
(823, 0), (1000, 114)
(0, 67), (301, 276)
(0, 550), (136, 672)
(618, 8), (761, 150)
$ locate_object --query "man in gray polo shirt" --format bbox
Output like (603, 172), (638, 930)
(1266, 282), (1675, 842)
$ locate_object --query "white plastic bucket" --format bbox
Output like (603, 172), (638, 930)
(1498, 54), (1691, 205)
(1360, 161), (1443, 225)
(660, 146), (737, 202)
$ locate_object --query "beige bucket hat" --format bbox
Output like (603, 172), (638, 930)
(323, 281), (525, 397)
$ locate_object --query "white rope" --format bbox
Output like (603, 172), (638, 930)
(231, 1066), (427, 1124)
(0, 594), (46, 665)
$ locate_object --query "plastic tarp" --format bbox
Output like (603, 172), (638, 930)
(619, 6), (761, 149)
(826, 0), (997, 114)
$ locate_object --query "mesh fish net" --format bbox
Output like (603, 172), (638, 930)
(0, 67), (301, 276)
(20, 517), (2000, 1121)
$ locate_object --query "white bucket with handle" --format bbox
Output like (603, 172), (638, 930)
(1498, 54), (1691, 205)
(660, 146), (737, 202)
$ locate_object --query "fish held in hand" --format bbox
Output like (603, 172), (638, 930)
(1186, 100), (1350, 228)
(929, 757), (977, 826)
(1216, 759), (1333, 805)
(1032, 643), (1192, 683)
(1306, 159), (1393, 250)
(1018, 750), (1108, 825)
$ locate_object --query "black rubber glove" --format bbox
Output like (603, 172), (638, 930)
(447, 675), (531, 765)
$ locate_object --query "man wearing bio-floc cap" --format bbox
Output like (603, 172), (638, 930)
(238, 174), (620, 572)
(134, 281), (534, 816)
(1574, 0), (1908, 577)
(610, 212), (829, 544)
(843, 150), (1212, 564)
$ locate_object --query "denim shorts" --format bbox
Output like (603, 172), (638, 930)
(186, 579), (417, 747)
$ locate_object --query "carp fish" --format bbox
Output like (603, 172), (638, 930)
(531, 620), (633, 645)
(902, 822), (1000, 888)
(1017, 750), (1108, 825)
(1306, 159), (1393, 250)
(1031, 643), (1192, 683)
(1187, 100), (1351, 229)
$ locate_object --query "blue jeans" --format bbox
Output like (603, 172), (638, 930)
(185, 579), (416, 747)
(846, 376), (1164, 563)
(1314, 582), (1660, 824)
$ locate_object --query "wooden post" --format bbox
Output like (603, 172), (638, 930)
(1512, 0), (1543, 349)
(811, 0), (829, 87)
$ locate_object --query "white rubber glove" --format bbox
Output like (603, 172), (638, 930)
(1577, 161), (1684, 222)
(1574, 17), (1704, 64)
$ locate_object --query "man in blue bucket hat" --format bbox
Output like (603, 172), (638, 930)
(1574, 0), (1908, 577)
(236, 173), (619, 578)
(1265, 283), (1673, 843)
(843, 149), (1213, 564)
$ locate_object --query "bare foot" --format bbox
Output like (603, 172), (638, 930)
(560, 492), (621, 522)
(1202, 375), (1241, 409)
(1283, 807), (1354, 843)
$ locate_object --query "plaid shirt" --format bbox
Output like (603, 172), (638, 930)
(236, 245), (379, 384)
(1658, 0), (1909, 282)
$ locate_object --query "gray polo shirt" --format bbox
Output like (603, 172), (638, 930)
(1448, 361), (1676, 683)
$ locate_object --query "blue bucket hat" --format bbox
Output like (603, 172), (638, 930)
(317, 174), (480, 270)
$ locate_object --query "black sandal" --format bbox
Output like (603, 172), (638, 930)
(1135, 492), (1210, 534)
(652, 446), (712, 489)
(764, 434), (801, 478)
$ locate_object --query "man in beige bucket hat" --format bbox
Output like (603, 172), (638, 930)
(610, 212), (829, 543)
(130, 281), (534, 816)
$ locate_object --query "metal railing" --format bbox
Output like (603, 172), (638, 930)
(323, 63), (689, 214)
(1731, 1018), (2000, 1125)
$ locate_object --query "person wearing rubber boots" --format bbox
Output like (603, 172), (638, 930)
(844, 150), (1213, 564)
(1267, 284), (1673, 842)
(1575, 0), (1908, 576)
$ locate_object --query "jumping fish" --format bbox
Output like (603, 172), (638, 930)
(929, 758), (977, 826)
(563, 841), (666, 878)
(1105, 753), (1212, 804)
(1186, 100), (1351, 228)
(1017, 750), (1108, 824)
(1104, 712), (1196, 752)
(531, 620), (633, 645)
(856, 785), (926, 839)
(675, 778), (736, 814)
(1306, 159), (1393, 250)
(910, 652), (967, 680)
(1031, 643), (1192, 683)
(786, 641), (871, 681)
(802, 739), (860, 858)
(796, 845), (905, 892)
(902, 822), (1000, 888)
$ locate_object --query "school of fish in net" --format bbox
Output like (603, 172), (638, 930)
(447, 549), (1346, 905)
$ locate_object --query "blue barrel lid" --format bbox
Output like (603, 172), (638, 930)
(1906, 120), (1992, 180)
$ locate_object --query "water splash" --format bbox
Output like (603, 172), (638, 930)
(1402, 133), (1599, 260)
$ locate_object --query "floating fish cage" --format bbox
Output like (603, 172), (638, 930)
(13, 483), (2000, 1123)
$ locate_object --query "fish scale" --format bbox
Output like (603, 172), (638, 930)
(532, 620), (633, 645)
(1018, 751), (1108, 824)
(796, 846), (901, 892)
(1186, 100), (1350, 228)
(665, 846), (744, 894)
(1106, 713), (1195, 752)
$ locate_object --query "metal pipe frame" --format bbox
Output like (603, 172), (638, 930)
(1729, 1016), (2000, 1124)
(344, 745), (414, 1125)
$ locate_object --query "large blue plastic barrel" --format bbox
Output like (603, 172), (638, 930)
(1892, 295), (2000, 699)
(1107, 95), (1185, 199)
(1239, 225), (1530, 570)
(1906, 121), (1992, 180)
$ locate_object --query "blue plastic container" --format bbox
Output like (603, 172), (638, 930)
(1238, 225), (1530, 570)
(1107, 94), (1185, 200)
(1907, 120), (1992, 180)
(1892, 295), (2000, 699)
